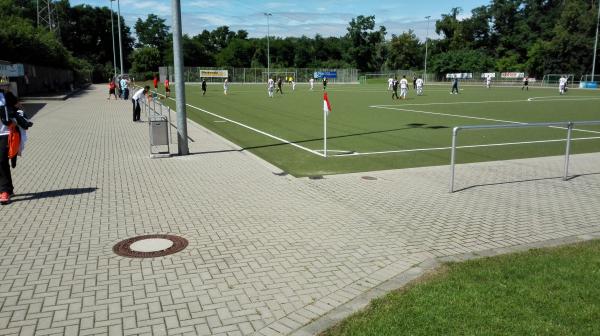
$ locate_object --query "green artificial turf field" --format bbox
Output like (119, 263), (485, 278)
(156, 82), (600, 177)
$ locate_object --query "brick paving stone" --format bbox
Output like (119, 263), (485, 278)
(0, 86), (599, 335)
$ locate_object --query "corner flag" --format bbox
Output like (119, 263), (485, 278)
(323, 91), (332, 116)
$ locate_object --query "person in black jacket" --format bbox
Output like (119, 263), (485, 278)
(0, 90), (33, 204)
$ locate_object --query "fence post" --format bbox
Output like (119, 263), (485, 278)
(563, 122), (574, 181)
(450, 127), (459, 193)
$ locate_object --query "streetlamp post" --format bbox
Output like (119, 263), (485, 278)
(116, 0), (124, 75)
(424, 16), (431, 83)
(110, 0), (117, 78)
(264, 13), (272, 80)
(171, 0), (189, 155)
(592, 0), (600, 82)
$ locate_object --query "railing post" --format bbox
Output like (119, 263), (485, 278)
(563, 121), (574, 181)
(450, 127), (459, 193)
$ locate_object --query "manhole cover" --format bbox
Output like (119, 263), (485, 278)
(309, 175), (324, 180)
(113, 234), (188, 258)
(362, 176), (377, 180)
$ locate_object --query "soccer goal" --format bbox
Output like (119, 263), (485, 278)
(364, 73), (396, 85)
(580, 74), (600, 82)
(542, 74), (574, 87)
(262, 71), (297, 83)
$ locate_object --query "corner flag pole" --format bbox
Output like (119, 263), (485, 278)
(323, 91), (332, 158)
(323, 103), (327, 158)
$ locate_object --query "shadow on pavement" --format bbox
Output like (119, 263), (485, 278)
(11, 187), (98, 203)
(454, 172), (600, 192)
(21, 103), (47, 119)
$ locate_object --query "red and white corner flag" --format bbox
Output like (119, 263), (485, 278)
(323, 91), (332, 116)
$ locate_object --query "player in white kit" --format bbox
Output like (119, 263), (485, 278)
(400, 76), (408, 99)
(223, 79), (229, 95)
(267, 78), (275, 97)
(388, 77), (393, 91)
(309, 78), (314, 90)
(416, 77), (424, 96)
(559, 76), (567, 95)
(486, 74), (492, 88)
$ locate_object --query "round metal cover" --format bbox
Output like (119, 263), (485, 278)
(362, 176), (378, 180)
(113, 234), (188, 258)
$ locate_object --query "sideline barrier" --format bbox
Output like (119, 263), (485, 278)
(450, 121), (600, 192)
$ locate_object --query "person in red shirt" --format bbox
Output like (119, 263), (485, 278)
(107, 78), (117, 100)
(164, 78), (170, 98)
(153, 75), (158, 90)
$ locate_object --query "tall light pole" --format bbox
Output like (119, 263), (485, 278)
(116, 0), (124, 75)
(172, 0), (189, 155)
(264, 13), (272, 80)
(592, 0), (600, 82)
(110, 0), (117, 78)
(424, 16), (431, 83)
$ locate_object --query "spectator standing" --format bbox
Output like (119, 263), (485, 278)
(164, 78), (171, 98)
(0, 90), (33, 204)
(120, 77), (129, 99)
(107, 79), (117, 100)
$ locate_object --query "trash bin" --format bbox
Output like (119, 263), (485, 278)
(150, 116), (168, 146)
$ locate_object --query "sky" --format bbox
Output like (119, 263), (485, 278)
(72, 0), (489, 41)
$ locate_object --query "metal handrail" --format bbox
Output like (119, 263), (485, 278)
(450, 121), (600, 192)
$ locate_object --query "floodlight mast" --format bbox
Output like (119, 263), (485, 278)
(592, 0), (600, 82)
(110, 0), (117, 78)
(265, 13), (272, 80)
(116, 0), (124, 75)
(424, 16), (431, 83)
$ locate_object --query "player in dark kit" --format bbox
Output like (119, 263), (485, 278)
(201, 79), (207, 96)
(521, 77), (529, 91)
(276, 78), (283, 94)
(391, 77), (399, 100)
(451, 78), (459, 94)
(323, 77), (328, 90)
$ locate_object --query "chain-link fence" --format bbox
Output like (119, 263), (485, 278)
(158, 67), (359, 84)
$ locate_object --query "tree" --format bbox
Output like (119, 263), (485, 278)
(216, 39), (253, 67)
(130, 47), (161, 74)
(134, 14), (170, 49)
(386, 30), (422, 70)
(430, 50), (495, 75)
(59, 3), (134, 81)
(345, 15), (387, 71)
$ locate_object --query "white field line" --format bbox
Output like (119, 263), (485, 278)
(173, 99), (326, 158)
(527, 96), (600, 102)
(336, 136), (600, 157)
(374, 96), (600, 108)
(370, 105), (600, 135)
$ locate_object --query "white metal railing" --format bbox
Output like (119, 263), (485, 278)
(450, 121), (600, 192)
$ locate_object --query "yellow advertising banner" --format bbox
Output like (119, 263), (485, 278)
(199, 70), (228, 78)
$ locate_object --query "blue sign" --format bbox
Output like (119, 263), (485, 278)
(580, 81), (598, 89)
(0, 64), (24, 77)
(314, 71), (337, 79)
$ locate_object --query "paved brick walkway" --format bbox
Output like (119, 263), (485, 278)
(1, 85), (599, 335)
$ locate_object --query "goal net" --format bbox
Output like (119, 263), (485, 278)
(542, 74), (574, 87)
(364, 73), (395, 85)
(580, 74), (600, 82)
(262, 71), (297, 83)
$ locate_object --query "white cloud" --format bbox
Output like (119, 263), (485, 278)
(120, 0), (170, 15)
